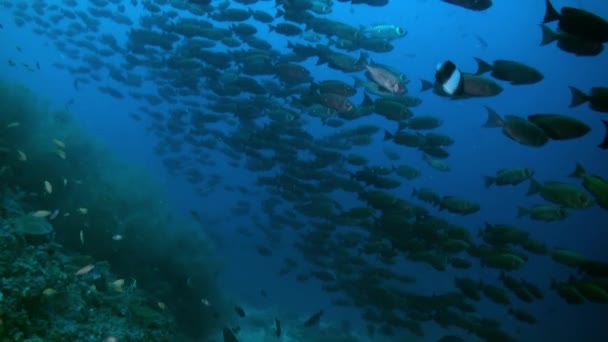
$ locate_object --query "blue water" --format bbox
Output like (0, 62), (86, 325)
(1, 0), (607, 341)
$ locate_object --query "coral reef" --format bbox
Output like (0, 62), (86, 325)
(0, 78), (226, 340)
(1, 219), (175, 341)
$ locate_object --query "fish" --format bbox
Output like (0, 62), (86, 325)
(601, 120), (608, 149)
(527, 114), (590, 140)
(75, 264), (95, 276)
(30, 210), (52, 218)
(43, 288), (57, 296)
(275, 318), (282, 337)
(517, 204), (568, 222)
(569, 163), (608, 209)
(53, 139), (66, 148)
(569, 86), (608, 113)
(434, 61), (502, 98)
(55, 149), (66, 159)
(49, 209), (60, 220)
(319, 93), (354, 113)
(528, 179), (594, 209)
(441, 0), (492, 11)
(17, 150), (27, 161)
(484, 168), (535, 188)
(543, 0), (608, 44)
(234, 306), (246, 317)
(483, 107), (549, 147)
(222, 327), (238, 342)
(364, 64), (405, 94)
(303, 309), (323, 327)
(111, 279), (125, 292)
(540, 25), (604, 56)
(361, 24), (407, 40)
(44, 181), (53, 194)
(439, 196), (480, 215)
(474, 58), (543, 85)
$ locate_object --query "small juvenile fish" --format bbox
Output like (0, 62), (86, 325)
(31, 210), (51, 218)
(79, 230), (84, 245)
(55, 149), (66, 159)
(234, 306), (246, 317)
(112, 234), (124, 241)
(49, 209), (60, 220)
(53, 139), (65, 148)
(44, 180), (52, 194)
(17, 150), (27, 161)
(111, 279), (125, 292)
(303, 309), (323, 327)
(75, 264), (95, 276)
(275, 318), (282, 337)
(43, 288), (57, 296)
(6, 122), (20, 128)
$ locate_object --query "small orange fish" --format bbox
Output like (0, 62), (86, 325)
(75, 264), (95, 276)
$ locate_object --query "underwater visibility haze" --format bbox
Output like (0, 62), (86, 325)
(1, 0), (608, 341)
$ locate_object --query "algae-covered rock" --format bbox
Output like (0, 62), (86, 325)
(0, 78), (221, 340)
(8, 215), (53, 245)
(129, 303), (167, 328)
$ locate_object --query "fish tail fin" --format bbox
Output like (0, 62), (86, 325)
(420, 79), (433, 92)
(269, 24), (276, 32)
(543, 0), (560, 23)
(569, 163), (586, 178)
(361, 93), (373, 107)
(517, 206), (530, 218)
(357, 52), (369, 67)
(383, 130), (394, 141)
(482, 106), (503, 128)
(600, 120), (608, 149)
(483, 176), (495, 188)
(540, 24), (558, 45)
(275, 9), (284, 18)
(474, 57), (493, 75)
(527, 178), (541, 196)
(569, 86), (589, 108)
(353, 76), (365, 88)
